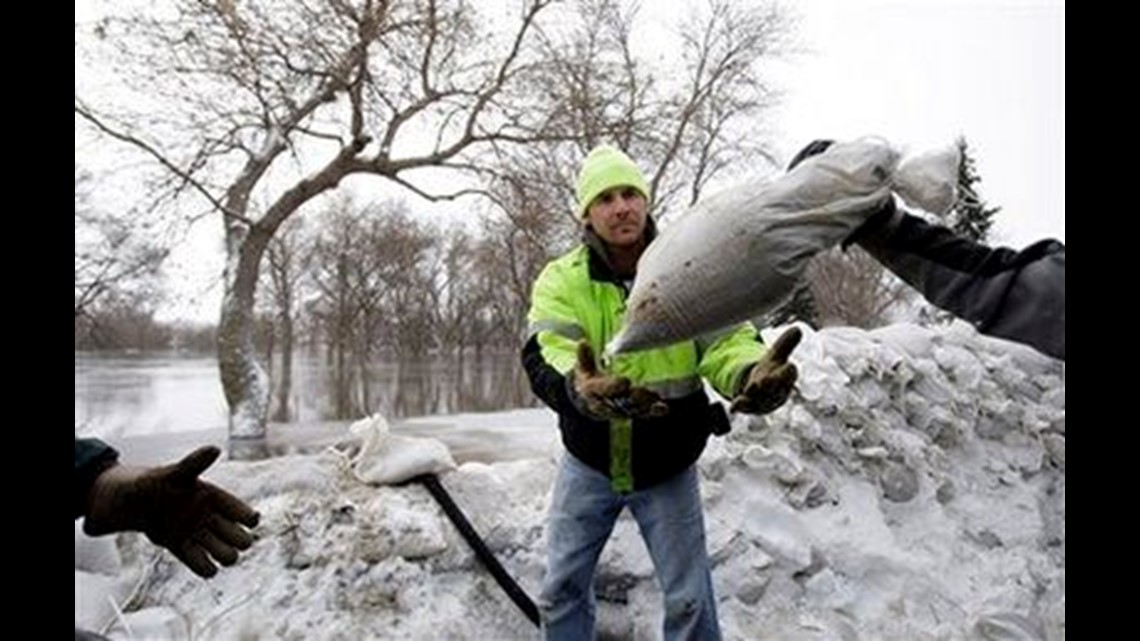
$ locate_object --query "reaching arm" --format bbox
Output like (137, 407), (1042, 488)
(77, 440), (261, 578)
(854, 206), (1065, 360)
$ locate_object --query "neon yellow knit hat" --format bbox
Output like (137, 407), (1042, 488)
(575, 145), (651, 218)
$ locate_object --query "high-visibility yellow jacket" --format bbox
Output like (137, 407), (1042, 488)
(521, 230), (767, 492)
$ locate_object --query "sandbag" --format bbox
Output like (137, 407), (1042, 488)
(607, 138), (958, 355)
(347, 414), (456, 485)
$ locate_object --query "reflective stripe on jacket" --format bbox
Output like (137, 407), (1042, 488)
(522, 241), (765, 492)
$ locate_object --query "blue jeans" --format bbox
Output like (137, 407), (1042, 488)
(540, 453), (721, 641)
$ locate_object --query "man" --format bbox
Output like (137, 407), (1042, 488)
(521, 145), (801, 640)
(75, 437), (260, 578)
(791, 139), (1065, 361)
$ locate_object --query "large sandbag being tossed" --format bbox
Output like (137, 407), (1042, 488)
(605, 138), (959, 356)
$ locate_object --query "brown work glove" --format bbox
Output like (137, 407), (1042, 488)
(83, 445), (260, 578)
(730, 326), (803, 415)
(570, 341), (669, 420)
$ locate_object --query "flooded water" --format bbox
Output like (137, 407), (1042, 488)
(74, 350), (538, 440)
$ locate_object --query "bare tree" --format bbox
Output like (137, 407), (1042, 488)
(76, 0), (576, 440)
(804, 247), (913, 329)
(305, 196), (439, 417)
(481, 169), (581, 341)
(75, 168), (169, 345)
(262, 217), (310, 422)
(309, 197), (376, 419)
(528, 0), (791, 218)
(645, 0), (789, 211)
(430, 227), (474, 366)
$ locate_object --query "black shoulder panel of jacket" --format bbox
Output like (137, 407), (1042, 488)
(75, 438), (119, 520)
(521, 335), (578, 416)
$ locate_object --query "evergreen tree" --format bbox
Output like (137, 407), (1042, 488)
(950, 136), (1001, 242)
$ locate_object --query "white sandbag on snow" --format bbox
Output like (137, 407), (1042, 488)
(347, 414), (456, 485)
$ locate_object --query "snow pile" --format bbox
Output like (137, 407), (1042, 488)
(705, 321), (1065, 641)
(76, 320), (1064, 641)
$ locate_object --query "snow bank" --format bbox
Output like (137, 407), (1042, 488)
(77, 320), (1064, 641)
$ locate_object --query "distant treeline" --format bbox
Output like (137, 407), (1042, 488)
(75, 310), (217, 353)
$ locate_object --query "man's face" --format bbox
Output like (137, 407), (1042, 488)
(585, 186), (648, 249)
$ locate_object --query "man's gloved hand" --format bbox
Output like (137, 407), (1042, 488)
(731, 326), (803, 415)
(571, 341), (669, 419)
(83, 446), (261, 578)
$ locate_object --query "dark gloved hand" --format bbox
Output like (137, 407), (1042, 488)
(83, 446), (261, 578)
(786, 139), (836, 172)
(731, 326), (802, 415)
(571, 341), (669, 420)
(841, 195), (899, 249)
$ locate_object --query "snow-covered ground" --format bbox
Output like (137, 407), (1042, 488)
(76, 320), (1064, 640)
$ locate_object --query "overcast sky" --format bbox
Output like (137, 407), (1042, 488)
(767, 0), (1064, 248)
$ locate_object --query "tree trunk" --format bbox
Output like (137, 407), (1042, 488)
(335, 331), (351, 419)
(218, 226), (272, 443)
(272, 312), (294, 422)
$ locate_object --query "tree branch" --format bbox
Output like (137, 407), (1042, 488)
(75, 100), (254, 225)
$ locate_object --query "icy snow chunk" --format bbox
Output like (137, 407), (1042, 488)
(739, 497), (815, 570)
(1040, 387), (1065, 410)
(852, 377), (892, 408)
(974, 612), (1046, 641)
(1043, 434), (1065, 469)
(879, 460), (920, 503)
(112, 607), (189, 640)
(75, 570), (132, 633)
(211, 453), (336, 502)
(856, 446), (890, 460)
(869, 322), (938, 360)
(742, 444), (805, 485)
(75, 520), (122, 576)
(934, 344), (985, 390)
(817, 326), (880, 378)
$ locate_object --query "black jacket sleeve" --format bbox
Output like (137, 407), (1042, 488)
(856, 210), (1065, 360)
(521, 335), (583, 417)
(75, 438), (119, 520)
